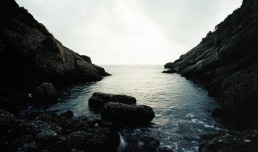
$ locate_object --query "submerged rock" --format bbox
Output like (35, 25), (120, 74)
(101, 102), (155, 124)
(89, 92), (136, 109)
(123, 135), (160, 152)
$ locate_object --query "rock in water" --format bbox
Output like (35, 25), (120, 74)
(31, 82), (58, 103)
(89, 92), (136, 109)
(101, 102), (155, 124)
(162, 69), (177, 73)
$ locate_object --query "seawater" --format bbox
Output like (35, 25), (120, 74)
(47, 65), (222, 152)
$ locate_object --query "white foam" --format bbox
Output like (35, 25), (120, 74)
(117, 132), (126, 152)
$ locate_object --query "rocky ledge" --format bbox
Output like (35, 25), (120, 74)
(164, 0), (257, 151)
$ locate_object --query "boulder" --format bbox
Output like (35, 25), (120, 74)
(35, 129), (59, 144)
(31, 82), (58, 103)
(66, 129), (119, 152)
(101, 102), (155, 124)
(89, 92), (136, 109)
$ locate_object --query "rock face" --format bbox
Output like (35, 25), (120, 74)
(101, 102), (155, 125)
(89, 92), (137, 109)
(0, 0), (109, 93)
(199, 130), (257, 152)
(164, 0), (257, 129)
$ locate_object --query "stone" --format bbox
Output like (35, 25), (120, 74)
(31, 82), (58, 103)
(101, 102), (155, 124)
(89, 92), (136, 109)
(35, 130), (59, 144)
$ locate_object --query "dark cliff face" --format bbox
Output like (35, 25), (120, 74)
(165, 0), (257, 129)
(0, 0), (109, 91)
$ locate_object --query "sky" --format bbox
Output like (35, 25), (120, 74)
(16, 0), (242, 65)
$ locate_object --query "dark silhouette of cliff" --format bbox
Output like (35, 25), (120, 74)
(165, 0), (257, 129)
(0, 0), (110, 93)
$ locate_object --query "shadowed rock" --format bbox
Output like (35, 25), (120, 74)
(162, 69), (177, 74)
(31, 82), (58, 103)
(89, 92), (136, 109)
(101, 102), (155, 124)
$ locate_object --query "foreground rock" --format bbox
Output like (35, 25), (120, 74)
(199, 130), (258, 152)
(101, 102), (155, 125)
(89, 92), (136, 109)
(0, 109), (119, 152)
(164, 0), (257, 129)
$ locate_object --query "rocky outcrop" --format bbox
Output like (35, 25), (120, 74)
(164, 0), (257, 129)
(101, 102), (155, 125)
(199, 130), (257, 152)
(0, 0), (109, 93)
(89, 92), (136, 109)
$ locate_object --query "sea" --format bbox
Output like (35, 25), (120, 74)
(47, 65), (223, 152)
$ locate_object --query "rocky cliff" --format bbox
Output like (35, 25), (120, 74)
(165, 0), (257, 129)
(0, 0), (109, 94)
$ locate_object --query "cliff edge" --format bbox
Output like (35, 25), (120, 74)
(164, 0), (257, 129)
(0, 0), (110, 93)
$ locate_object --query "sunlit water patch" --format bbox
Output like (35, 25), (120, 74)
(47, 65), (222, 152)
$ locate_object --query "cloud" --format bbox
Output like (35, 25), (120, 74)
(16, 0), (242, 64)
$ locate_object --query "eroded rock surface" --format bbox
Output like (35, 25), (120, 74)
(89, 92), (136, 109)
(101, 102), (155, 125)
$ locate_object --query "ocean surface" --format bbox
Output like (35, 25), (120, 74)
(47, 65), (222, 152)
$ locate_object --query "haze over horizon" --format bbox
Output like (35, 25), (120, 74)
(16, 0), (242, 65)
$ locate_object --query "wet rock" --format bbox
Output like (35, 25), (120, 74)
(66, 129), (118, 152)
(35, 130), (59, 144)
(199, 130), (258, 152)
(101, 102), (155, 124)
(89, 92), (136, 109)
(162, 69), (177, 73)
(123, 135), (160, 152)
(0, 109), (18, 134)
(60, 110), (74, 119)
(18, 120), (62, 136)
(31, 82), (58, 103)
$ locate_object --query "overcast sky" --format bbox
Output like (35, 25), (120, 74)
(16, 0), (242, 65)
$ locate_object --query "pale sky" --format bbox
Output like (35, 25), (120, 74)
(16, 0), (242, 65)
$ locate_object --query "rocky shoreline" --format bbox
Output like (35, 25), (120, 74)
(164, 0), (257, 151)
(0, 92), (167, 152)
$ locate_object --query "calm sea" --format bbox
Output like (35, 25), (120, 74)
(47, 65), (222, 152)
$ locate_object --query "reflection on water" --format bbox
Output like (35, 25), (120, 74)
(47, 65), (222, 152)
